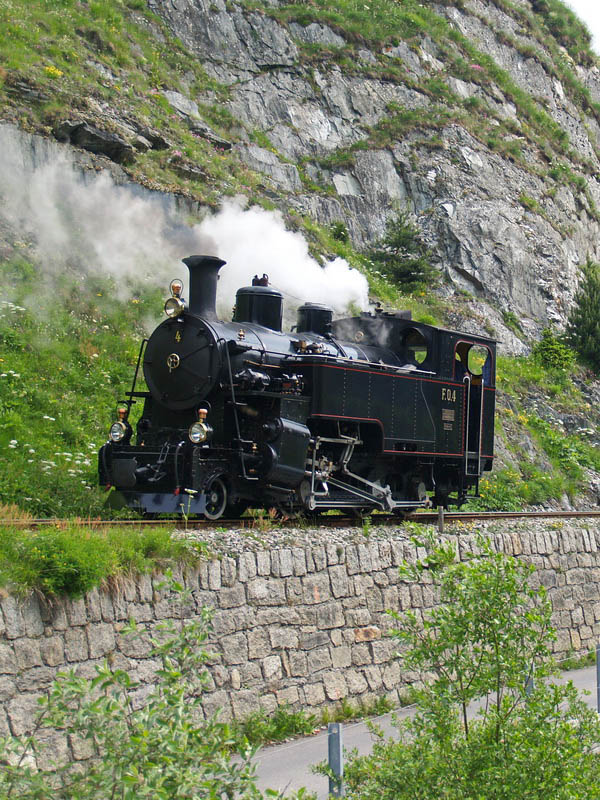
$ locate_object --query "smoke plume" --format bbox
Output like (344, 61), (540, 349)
(0, 124), (369, 323)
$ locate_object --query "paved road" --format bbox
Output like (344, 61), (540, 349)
(253, 666), (598, 798)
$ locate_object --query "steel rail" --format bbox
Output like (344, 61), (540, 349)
(3, 509), (600, 529)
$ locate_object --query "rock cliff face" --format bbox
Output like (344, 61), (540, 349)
(148, 0), (600, 341)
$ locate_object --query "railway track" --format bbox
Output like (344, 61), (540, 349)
(3, 509), (600, 529)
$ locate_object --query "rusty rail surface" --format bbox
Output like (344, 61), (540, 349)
(3, 509), (600, 530)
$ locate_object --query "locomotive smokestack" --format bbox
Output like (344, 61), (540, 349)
(182, 255), (226, 320)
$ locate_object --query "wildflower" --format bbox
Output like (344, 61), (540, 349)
(44, 65), (63, 78)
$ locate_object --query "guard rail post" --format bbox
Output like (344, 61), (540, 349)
(328, 722), (344, 797)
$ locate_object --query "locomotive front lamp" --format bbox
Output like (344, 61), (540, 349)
(109, 421), (127, 442)
(109, 407), (130, 442)
(164, 296), (185, 318)
(188, 408), (212, 444)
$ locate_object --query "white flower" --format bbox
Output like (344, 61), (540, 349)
(9, 440), (17, 445)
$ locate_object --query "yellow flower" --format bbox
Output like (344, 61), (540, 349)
(44, 65), (63, 78)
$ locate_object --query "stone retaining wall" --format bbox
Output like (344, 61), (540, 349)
(2, 521), (600, 743)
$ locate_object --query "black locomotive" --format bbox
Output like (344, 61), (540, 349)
(99, 255), (496, 519)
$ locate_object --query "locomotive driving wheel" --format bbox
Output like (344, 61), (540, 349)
(203, 477), (228, 520)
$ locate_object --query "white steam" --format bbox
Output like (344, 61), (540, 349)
(0, 124), (369, 322)
(192, 201), (369, 318)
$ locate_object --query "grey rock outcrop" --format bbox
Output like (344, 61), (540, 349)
(146, 0), (600, 341)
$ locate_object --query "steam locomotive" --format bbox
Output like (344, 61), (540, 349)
(99, 256), (496, 519)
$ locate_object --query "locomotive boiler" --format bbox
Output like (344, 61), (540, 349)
(99, 255), (496, 519)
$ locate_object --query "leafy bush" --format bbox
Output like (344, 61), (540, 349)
(0, 525), (200, 597)
(566, 259), (600, 372)
(531, 327), (574, 371)
(341, 535), (600, 800)
(231, 704), (319, 746)
(0, 580), (273, 800)
(367, 208), (439, 292)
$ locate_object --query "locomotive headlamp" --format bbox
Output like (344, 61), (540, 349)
(188, 409), (212, 444)
(189, 421), (208, 443)
(109, 407), (131, 443)
(164, 296), (185, 318)
(109, 421), (127, 442)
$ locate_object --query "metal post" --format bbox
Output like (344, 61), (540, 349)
(328, 722), (344, 798)
(437, 505), (444, 534)
(596, 643), (600, 713)
(525, 664), (534, 697)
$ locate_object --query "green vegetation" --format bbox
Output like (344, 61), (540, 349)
(463, 346), (600, 510)
(0, 579), (283, 800)
(531, 327), (574, 372)
(0, 0), (262, 206)
(519, 192), (540, 213)
(0, 523), (203, 597)
(0, 255), (162, 517)
(367, 208), (439, 292)
(230, 704), (320, 747)
(228, 694), (394, 749)
(340, 535), (600, 799)
(566, 259), (600, 371)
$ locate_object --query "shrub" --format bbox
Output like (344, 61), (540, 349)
(566, 259), (600, 372)
(231, 704), (319, 746)
(531, 327), (574, 371)
(0, 580), (271, 799)
(367, 208), (439, 292)
(341, 535), (600, 800)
